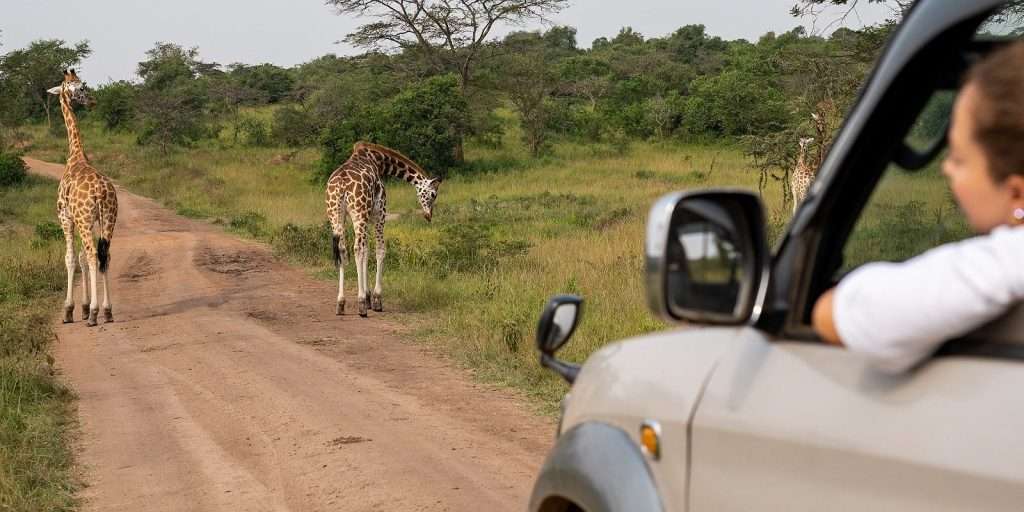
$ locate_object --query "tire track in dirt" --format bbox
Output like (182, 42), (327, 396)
(24, 158), (552, 512)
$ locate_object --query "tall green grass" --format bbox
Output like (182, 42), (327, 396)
(0, 175), (78, 511)
(24, 117), (967, 412)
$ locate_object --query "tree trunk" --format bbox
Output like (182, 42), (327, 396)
(45, 96), (52, 130)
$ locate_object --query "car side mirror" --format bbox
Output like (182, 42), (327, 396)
(536, 295), (583, 384)
(645, 190), (769, 325)
(536, 294), (583, 355)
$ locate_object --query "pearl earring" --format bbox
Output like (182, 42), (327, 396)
(1015, 208), (1024, 223)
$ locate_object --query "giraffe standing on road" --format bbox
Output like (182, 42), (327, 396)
(791, 137), (815, 214)
(325, 141), (440, 317)
(49, 69), (118, 326)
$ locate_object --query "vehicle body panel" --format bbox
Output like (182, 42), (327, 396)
(691, 330), (1024, 511)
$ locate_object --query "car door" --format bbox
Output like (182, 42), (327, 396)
(689, 1), (1024, 510)
(688, 329), (1024, 511)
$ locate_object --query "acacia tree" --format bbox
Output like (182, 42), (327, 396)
(326, 0), (568, 92)
(325, 0), (568, 160)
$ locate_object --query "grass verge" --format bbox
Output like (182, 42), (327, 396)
(0, 174), (78, 511)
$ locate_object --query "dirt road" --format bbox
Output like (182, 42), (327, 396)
(25, 158), (552, 511)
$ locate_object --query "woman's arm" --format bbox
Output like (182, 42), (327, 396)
(808, 227), (1024, 373)
(812, 288), (843, 346)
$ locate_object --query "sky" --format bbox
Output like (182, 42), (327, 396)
(1, 0), (894, 84)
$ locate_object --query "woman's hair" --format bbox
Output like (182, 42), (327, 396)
(964, 41), (1024, 182)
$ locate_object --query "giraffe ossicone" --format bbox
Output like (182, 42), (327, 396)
(50, 69), (118, 327)
(325, 141), (440, 317)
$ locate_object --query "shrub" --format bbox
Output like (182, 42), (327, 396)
(236, 116), (270, 147)
(93, 81), (138, 131)
(228, 211), (267, 238)
(0, 151), (27, 187)
(271, 222), (333, 265)
(34, 221), (63, 241)
(271, 105), (318, 147)
(317, 74), (469, 184)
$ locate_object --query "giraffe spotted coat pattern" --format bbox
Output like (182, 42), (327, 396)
(49, 69), (118, 327)
(325, 142), (440, 317)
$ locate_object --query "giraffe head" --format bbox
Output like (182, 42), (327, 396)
(414, 177), (442, 222)
(799, 137), (815, 151)
(47, 69), (94, 107)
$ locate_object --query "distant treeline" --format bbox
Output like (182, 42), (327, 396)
(0, 21), (903, 180)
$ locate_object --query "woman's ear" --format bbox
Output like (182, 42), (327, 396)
(1007, 174), (1024, 222)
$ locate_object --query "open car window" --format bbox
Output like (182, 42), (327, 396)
(839, 7), (1024, 275)
(831, 6), (1024, 351)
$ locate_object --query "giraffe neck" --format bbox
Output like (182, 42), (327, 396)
(364, 145), (429, 185)
(58, 90), (87, 164)
(796, 146), (808, 176)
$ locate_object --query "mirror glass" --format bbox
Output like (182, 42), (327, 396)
(666, 200), (747, 317)
(547, 303), (578, 348)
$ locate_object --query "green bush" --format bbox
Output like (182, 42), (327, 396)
(228, 211), (267, 237)
(271, 105), (318, 147)
(235, 116), (270, 147)
(317, 74), (469, 183)
(271, 222), (333, 265)
(34, 221), (63, 241)
(93, 81), (138, 131)
(0, 151), (27, 187)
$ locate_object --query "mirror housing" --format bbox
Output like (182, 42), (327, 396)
(645, 189), (769, 325)
(535, 294), (583, 384)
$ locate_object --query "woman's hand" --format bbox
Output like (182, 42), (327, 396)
(812, 288), (844, 346)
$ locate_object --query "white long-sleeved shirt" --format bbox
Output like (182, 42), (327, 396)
(833, 225), (1024, 373)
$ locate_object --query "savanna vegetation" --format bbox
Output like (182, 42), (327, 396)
(0, 2), (990, 504)
(0, 163), (78, 510)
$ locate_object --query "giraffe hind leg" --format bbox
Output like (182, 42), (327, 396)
(61, 217), (76, 323)
(371, 204), (386, 313)
(78, 249), (90, 318)
(329, 206), (349, 315)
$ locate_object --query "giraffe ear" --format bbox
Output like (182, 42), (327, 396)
(47, 85), (63, 95)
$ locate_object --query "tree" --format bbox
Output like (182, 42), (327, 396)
(134, 43), (215, 152)
(326, 0), (568, 92)
(0, 39), (91, 127)
(93, 81), (138, 131)
(228, 63), (295, 103)
(326, 0), (569, 161)
(318, 74), (468, 182)
(137, 42), (217, 90)
(496, 29), (572, 156)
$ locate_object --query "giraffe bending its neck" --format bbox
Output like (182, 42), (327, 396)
(791, 136), (815, 214)
(48, 69), (118, 327)
(325, 141), (441, 317)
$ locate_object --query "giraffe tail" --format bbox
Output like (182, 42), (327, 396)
(97, 237), (110, 273)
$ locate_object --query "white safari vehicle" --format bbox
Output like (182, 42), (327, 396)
(528, 1), (1024, 511)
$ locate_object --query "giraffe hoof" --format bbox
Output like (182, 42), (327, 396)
(81, 304), (91, 317)
(358, 299), (368, 317)
(103, 308), (114, 323)
(371, 294), (383, 312)
(63, 305), (74, 324)
(336, 300), (345, 316)
(87, 309), (98, 327)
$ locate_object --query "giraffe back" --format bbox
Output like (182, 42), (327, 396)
(59, 159), (118, 238)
